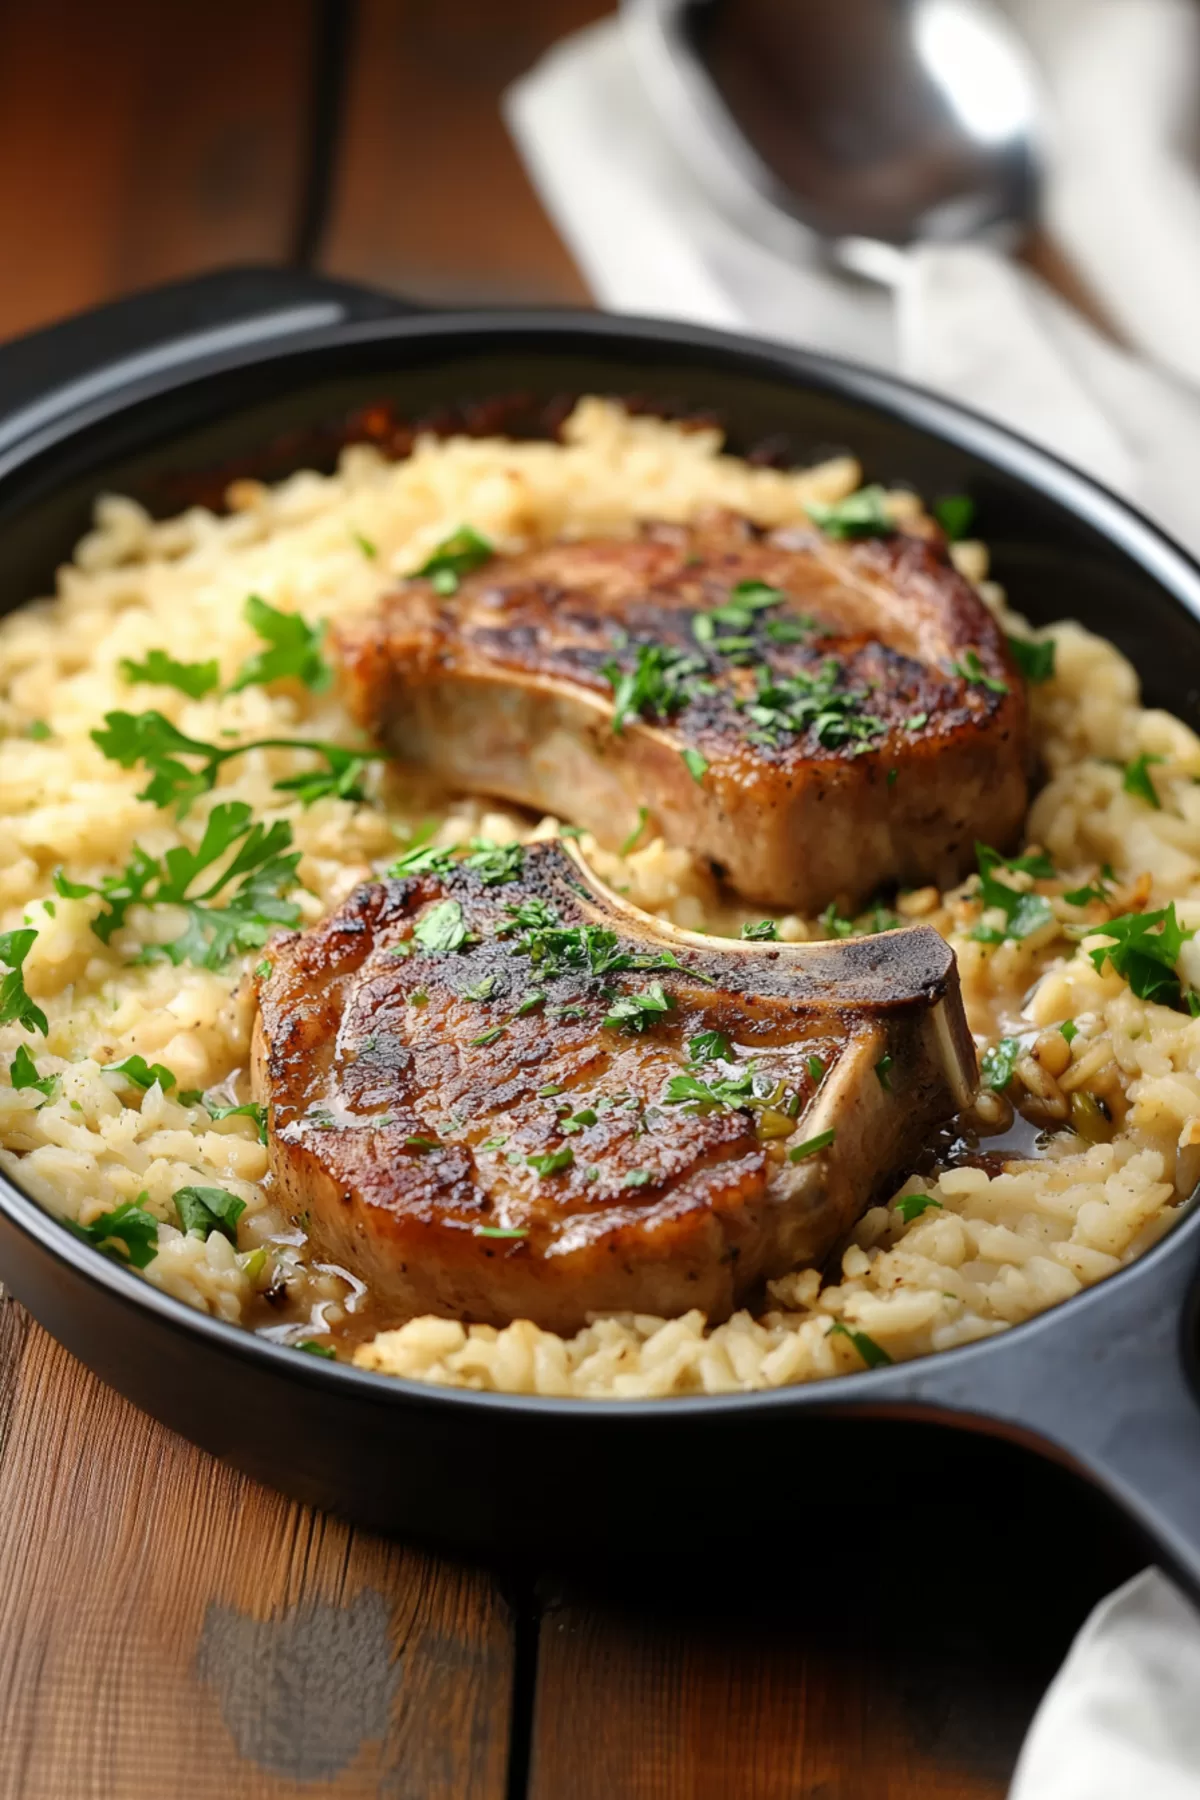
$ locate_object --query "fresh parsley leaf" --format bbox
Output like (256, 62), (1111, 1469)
(665, 1064), (757, 1110)
(414, 899), (468, 953)
(603, 643), (708, 735)
(980, 1038), (1022, 1090)
(119, 649), (220, 698)
(0, 929), (47, 1036)
(414, 525), (494, 595)
(1064, 869), (1114, 906)
(875, 1053), (893, 1090)
(26, 719), (52, 741)
(1060, 1019), (1079, 1046)
(228, 595), (331, 693)
(1007, 634), (1056, 683)
(741, 656), (885, 753)
(787, 1128), (835, 1162)
(971, 843), (1055, 944)
(740, 920), (778, 941)
(462, 839), (523, 886)
(387, 840), (459, 878)
(464, 974), (498, 1002)
(173, 1184), (246, 1244)
(688, 1030), (731, 1064)
(205, 1099), (268, 1144)
(526, 1147), (574, 1177)
(476, 1225), (529, 1238)
(1123, 753), (1165, 809)
(352, 531), (377, 559)
(905, 712), (928, 730)
(932, 495), (975, 541)
(1087, 903), (1197, 1010)
(470, 1026), (505, 1047)
(603, 981), (674, 1034)
(70, 1196), (159, 1269)
(951, 650), (1008, 695)
(620, 807), (649, 856)
(807, 1054), (826, 1083)
(9, 1045), (55, 1099)
(624, 1169), (653, 1188)
(828, 1321), (892, 1367)
(515, 989), (546, 1016)
(806, 485), (893, 540)
(682, 747), (708, 783)
(404, 1135), (441, 1151)
(895, 1192), (943, 1223)
(102, 1054), (177, 1092)
(296, 1339), (337, 1358)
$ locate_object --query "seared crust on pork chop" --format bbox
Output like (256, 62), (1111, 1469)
(252, 840), (975, 1334)
(336, 514), (1029, 913)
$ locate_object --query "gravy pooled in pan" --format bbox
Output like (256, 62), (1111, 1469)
(253, 840), (975, 1334)
(338, 512), (1030, 913)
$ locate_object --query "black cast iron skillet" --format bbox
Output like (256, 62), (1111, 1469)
(1, 268), (1199, 1585)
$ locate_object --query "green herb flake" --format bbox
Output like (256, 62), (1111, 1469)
(205, 1099), (268, 1144)
(0, 929), (48, 1036)
(905, 712), (928, 731)
(827, 1320), (892, 1367)
(980, 1038), (1022, 1091)
(1087, 903), (1197, 1011)
(537, 1082), (564, 1097)
(682, 747), (709, 784)
(604, 643), (709, 735)
(875, 1053), (894, 1091)
(26, 719), (52, 741)
(1123, 753), (1165, 809)
(102, 1054), (177, 1092)
(414, 526), (494, 595)
(740, 920), (779, 941)
(173, 1184), (246, 1245)
(951, 650), (1008, 696)
(413, 898), (468, 953)
(229, 595), (331, 694)
(603, 981), (674, 1034)
(515, 989), (546, 1017)
(807, 1054), (826, 1083)
(69, 1196), (159, 1269)
(119, 649), (221, 698)
(1007, 635), (1057, 683)
(352, 531), (377, 559)
(895, 1193), (944, 1224)
(688, 1029), (732, 1065)
(464, 974), (498, 1002)
(255, 959), (273, 979)
(463, 839), (524, 886)
(620, 807), (650, 856)
(477, 1137), (508, 1152)
(409, 989), (430, 1007)
(296, 1340), (337, 1359)
(787, 1128), (836, 1162)
(526, 1147), (575, 1177)
(9, 1045), (55, 1099)
(932, 494), (975, 541)
(470, 1026), (504, 1047)
(404, 1135), (441, 1152)
(1061, 1019), (1079, 1046)
(970, 843), (1056, 945)
(806, 485), (894, 540)
(623, 1169), (653, 1188)
(476, 1225), (528, 1239)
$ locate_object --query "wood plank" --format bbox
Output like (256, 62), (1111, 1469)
(0, 0), (316, 341)
(321, 0), (609, 304)
(0, 1301), (514, 1800)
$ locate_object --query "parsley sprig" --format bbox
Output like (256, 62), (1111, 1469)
(603, 643), (709, 735)
(806, 486), (894, 540)
(971, 844), (1055, 944)
(0, 929), (47, 1035)
(500, 900), (708, 987)
(69, 1197), (159, 1269)
(1087, 904), (1197, 1011)
(740, 657), (885, 753)
(55, 800), (301, 969)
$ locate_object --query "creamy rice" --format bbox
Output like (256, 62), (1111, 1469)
(0, 399), (1192, 1395)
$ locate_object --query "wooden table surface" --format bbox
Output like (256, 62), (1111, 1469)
(0, 3), (1145, 1793)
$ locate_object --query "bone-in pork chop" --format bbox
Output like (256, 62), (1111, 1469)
(252, 840), (975, 1333)
(336, 513), (1029, 913)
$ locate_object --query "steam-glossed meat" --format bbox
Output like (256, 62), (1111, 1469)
(336, 514), (1029, 913)
(252, 840), (975, 1334)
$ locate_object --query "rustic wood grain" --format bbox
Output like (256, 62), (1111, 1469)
(321, 0), (609, 304)
(0, 0), (316, 341)
(0, 1301), (514, 1800)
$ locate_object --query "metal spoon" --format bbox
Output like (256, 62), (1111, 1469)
(621, 0), (1042, 284)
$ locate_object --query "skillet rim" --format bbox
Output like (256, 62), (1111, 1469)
(4, 300), (1200, 1422)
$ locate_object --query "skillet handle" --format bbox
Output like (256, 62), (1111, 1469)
(872, 1203), (1200, 1596)
(0, 266), (418, 455)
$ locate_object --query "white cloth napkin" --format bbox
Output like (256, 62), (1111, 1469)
(505, 7), (1200, 1792)
(505, 2), (1200, 561)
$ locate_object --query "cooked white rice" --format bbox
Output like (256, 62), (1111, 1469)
(0, 399), (1193, 1395)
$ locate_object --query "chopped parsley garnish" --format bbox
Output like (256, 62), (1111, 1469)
(102, 1054), (178, 1091)
(875, 1054), (893, 1090)
(413, 899), (468, 953)
(1087, 903), (1197, 1010)
(624, 1170), (653, 1188)
(462, 839), (523, 886)
(787, 1128), (835, 1162)
(414, 525), (494, 595)
(352, 531), (377, 559)
(806, 485), (893, 540)
(1064, 867), (1114, 906)
(561, 1108), (598, 1135)
(174, 1184), (246, 1244)
(741, 920), (778, 941)
(56, 800), (301, 968)
(464, 974), (498, 1002)
(204, 1099), (268, 1144)
(603, 981), (674, 1034)
(516, 990), (546, 1016)
(1060, 1019), (1079, 1046)
(69, 1197), (159, 1269)
(692, 580), (794, 649)
(932, 494), (975, 541)
(526, 1147), (574, 1177)
(905, 712), (928, 731)
(807, 1054), (826, 1083)
(970, 843), (1055, 945)
(980, 1038), (1022, 1090)
(502, 903), (707, 987)
(229, 595), (331, 694)
(688, 1029), (731, 1064)
(26, 719), (52, 741)
(119, 649), (220, 698)
(0, 929), (48, 1035)
(410, 990), (429, 1007)
(827, 1321), (892, 1367)
(388, 840), (458, 878)
(477, 1136), (508, 1152)
(476, 1225), (528, 1239)
(665, 1065), (756, 1110)
(296, 1340), (337, 1358)
(603, 643), (708, 734)
(92, 708), (380, 816)
(9, 1045), (54, 1099)
(620, 807), (649, 855)
(681, 747), (709, 783)
(403, 1135), (441, 1152)
(1123, 753), (1165, 809)
(470, 1026), (505, 1047)
(895, 1192), (943, 1223)
(741, 657), (885, 753)
(1007, 634), (1056, 683)
(950, 650), (1008, 696)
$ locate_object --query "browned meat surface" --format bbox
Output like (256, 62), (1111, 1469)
(252, 840), (975, 1334)
(336, 513), (1030, 913)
